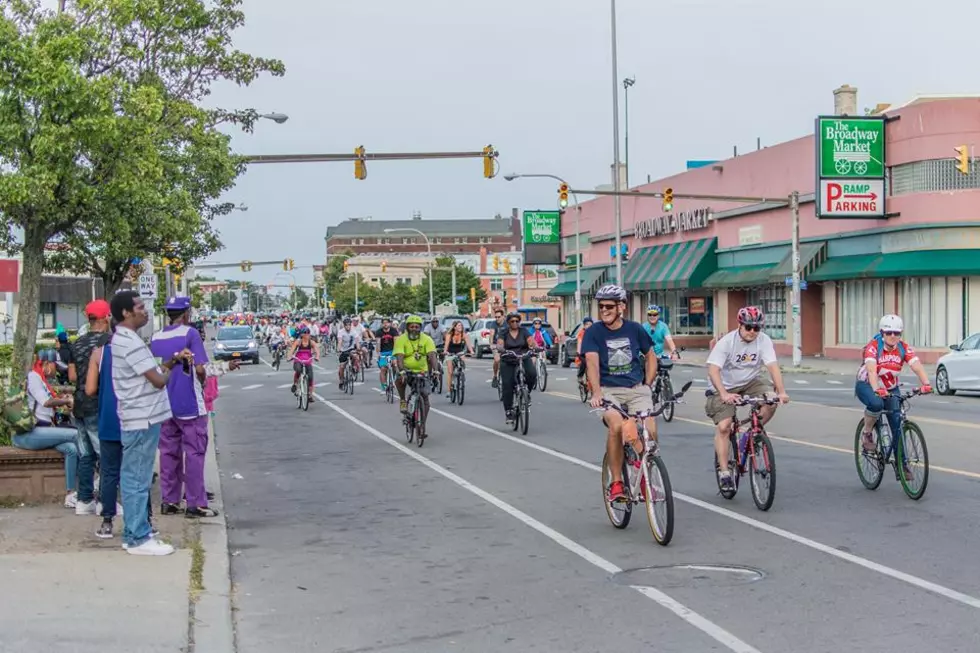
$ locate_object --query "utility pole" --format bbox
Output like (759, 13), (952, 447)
(790, 191), (802, 367)
(451, 265), (457, 308)
(609, 0), (624, 285)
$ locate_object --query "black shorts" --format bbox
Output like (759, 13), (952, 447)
(338, 351), (353, 363)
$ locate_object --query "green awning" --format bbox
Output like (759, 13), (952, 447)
(768, 241), (828, 283)
(623, 238), (717, 291)
(809, 249), (980, 282)
(703, 264), (778, 289)
(547, 281), (577, 297)
(550, 267), (607, 297)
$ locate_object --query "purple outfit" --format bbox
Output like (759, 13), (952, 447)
(149, 323), (211, 509)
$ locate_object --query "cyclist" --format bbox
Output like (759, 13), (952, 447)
(529, 318), (552, 350)
(351, 316), (372, 367)
(576, 316), (594, 386)
(643, 304), (678, 359)
(423, 316), (447, 377)
(443, 320), (473, 394)
(705, 306), (789, 493)
(490, 308), (507, 389)
(581, 285), (657, 503)
(269, 327), (285, 362)
(287, 327), (320, 399)
(393, 316), (439, 420)
(335, 317), (362, 387)
(497, 311), (538, 423)
(375, 317), (399, 391)
(856, 314), (932, 457)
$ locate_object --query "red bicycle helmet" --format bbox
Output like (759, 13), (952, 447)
(737, 306), (765, 327)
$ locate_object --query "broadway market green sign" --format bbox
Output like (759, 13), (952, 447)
(523, 210), (561, 244)
(817, 117), (885, 178)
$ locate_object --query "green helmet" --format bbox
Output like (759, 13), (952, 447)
(405, 315), (424, 325)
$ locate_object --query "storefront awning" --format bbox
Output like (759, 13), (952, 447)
(703, 264), (778, 289)
(547, 281), (577, 297)
(768, 241), (828, 283)
(623, 238), (717, 291)
(809, 249), (980, 282)
(550, 267), (608, 297)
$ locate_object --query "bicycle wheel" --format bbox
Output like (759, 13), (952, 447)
(358, 361), (365, 383)
(511, 392), (520, 432)
(601, 451), (632, 529)
(405, 395), (415, 443)
(347, 367), (355, 395)
(579, 380), (589, 403)
(436, 371), (443, 395)
(644, 455), (674, 546)
(457, 372), (465, 406)
(897, 421), (929, 500)
(301, 381), (310, 411)
(538, 362), (548, 392)
(748, 431), (776, 511)
(714, 436), (738, 500)
(497, 374), (503, 401)
(521, 387), (530, 435)
(661, 379), (675, 423)
(415, 402), (426, 447)
(385, 380), (395, 404)
(853, 419), (884, 490)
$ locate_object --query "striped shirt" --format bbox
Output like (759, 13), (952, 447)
(111, 325), (172, 431)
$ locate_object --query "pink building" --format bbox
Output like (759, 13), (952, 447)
(548, 89), (980, 362)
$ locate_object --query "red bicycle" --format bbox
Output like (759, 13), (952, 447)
(713, 394), (779, 511)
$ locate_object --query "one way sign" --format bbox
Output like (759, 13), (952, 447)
(818, 179), (885, 218)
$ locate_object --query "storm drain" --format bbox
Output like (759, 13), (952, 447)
(612, 564), (765, 590)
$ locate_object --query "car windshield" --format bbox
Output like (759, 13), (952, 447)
(218, 327), (252, 340)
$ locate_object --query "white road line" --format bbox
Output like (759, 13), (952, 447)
(792, 379), (809, 385)
(241, 384), (263, 390)
(319, 394), (761, 653)
(217, 385), (228, 391)
(555, 377), (568, 381)
(826, 380), (843, 385)
(277, 383), (293, 389)
(429, 407), (980, 612)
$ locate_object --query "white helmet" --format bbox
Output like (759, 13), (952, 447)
(878, 314), (904, 332)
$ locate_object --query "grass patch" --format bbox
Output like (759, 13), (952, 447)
(0, 497), (25, 509)
(189, 536), (205, 602)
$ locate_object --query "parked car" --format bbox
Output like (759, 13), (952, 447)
(523, 321), (559, 364)
(467, 318), (500, 358)
(560, 321), (586, 367)
(935, 332), (980, 395)
(438, 315), (472, 333)
(213, 325), (260, 364)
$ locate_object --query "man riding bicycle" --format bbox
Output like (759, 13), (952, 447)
(375, 317), (398, 390)
(393, 316), (439, 418)
(643, 304), (678, 359)
(423, 317), (447, 377)
(287, 327), (320, 399)
(705, 306), (789, 493)
(335, 317), (362, 387)
(582, 285), (657, 503)
(490, 308), (507, 389)
(856, 315), (932, 466)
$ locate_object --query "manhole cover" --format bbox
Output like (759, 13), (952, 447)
(612, 564), (765, 589)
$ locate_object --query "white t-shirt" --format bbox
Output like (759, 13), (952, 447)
(706, 329), (778, 390)
(337, 327), (361, 352)
(26, 370), (55, 423)
(309, 323), (320, 337)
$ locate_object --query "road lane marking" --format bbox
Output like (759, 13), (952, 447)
(792, 379), (809, 384)
(241, 384), (263, 390)
(277, 383), (293, 389)
(827, 380), (843, 385)
(432, 405), (980, 610)
(217, 385), (228, 390)
(791, 400), (980, 431)
(320, 394), (762, 653)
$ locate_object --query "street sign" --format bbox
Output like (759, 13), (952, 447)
(523, 211), (561, 244)
(815, 115), (887, 218)
(784, 276), (808, 291)
(455, 295), (466, 301)
(138, 273), (158, 299)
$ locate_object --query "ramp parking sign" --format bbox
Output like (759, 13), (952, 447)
(815, 116), (887, 219)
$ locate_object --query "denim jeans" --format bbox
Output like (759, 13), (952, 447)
(100, 440), (152, 520)
(12, 427), (78, 492)
(76, 415), (101, 503)
(855, 381), (904, 459)
(120, 423), (162, 547)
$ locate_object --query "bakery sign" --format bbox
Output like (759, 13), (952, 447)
(634, 207), (712, 240)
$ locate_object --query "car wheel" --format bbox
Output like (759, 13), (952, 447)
(936, 365), (956, 396)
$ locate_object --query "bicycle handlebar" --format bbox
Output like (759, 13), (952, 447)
(500, 350), (537, 360)
(593, 380), (694, 419)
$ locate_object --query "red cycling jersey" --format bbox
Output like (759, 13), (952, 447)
(856, 338), (918, 390)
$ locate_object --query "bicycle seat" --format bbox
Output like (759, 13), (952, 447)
(658, 358), (674, 371)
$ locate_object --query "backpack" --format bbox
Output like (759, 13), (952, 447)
(873, 334), (906, 361)
(2, 382), (37, 435)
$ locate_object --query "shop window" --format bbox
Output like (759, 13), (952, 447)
(37, 302), (55, 330)
(747, 285), (786, 340)
(490, 278), (503, 291)
(644, 290), (713, 336)
(838, 280), (884, 345)
(900, 277), (959, 348)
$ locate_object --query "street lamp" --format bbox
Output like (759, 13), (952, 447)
(622, 76), (635, 189)
(504, 173), (583, 325)
(260, 112), (289, 124)
(384, 228), (434, 314)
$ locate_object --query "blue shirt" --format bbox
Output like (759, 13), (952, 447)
(580, 319), (652, 388)
(642, 320), (671, 357)
(97, 343), (122, 442)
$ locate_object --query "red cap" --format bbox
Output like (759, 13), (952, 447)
(85, 299), (111, 320)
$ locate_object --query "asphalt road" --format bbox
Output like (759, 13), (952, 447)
(212, 349), (980, 653)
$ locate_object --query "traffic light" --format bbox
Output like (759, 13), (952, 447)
(470, 287), (476, 302)
(492, 254), (500, 271)
(342, 260), (349, 272)
(483, 145), (496, 179)
(288, 258), (295, 271)
(558, 183), (569, 209)
(503, 258), (511, 274)
(662, 187), (674, 212)
(354, 145), (367, 180)
(954, 145), (970, 175)
(240, 260), (252, 272)
(380, 260), (388, 272)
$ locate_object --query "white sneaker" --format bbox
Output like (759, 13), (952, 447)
(75, 500), (97, 516)
(64, 492), (77, 509)
(125, 539), (174, 556)
(96, 502), (124, 516)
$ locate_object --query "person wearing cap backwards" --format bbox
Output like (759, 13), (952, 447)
(150, 296), (216, 518)
(67, 299), (112, 516)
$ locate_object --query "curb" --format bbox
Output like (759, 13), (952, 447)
(190, 419), (235, 653)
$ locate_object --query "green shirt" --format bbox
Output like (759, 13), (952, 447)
(393, 333), (436, 372)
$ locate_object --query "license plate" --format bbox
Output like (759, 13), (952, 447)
(232, 352), (241, 358)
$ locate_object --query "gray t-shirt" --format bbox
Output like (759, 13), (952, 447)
(111, 326), (172, 431)
(423, 324), (446, 346)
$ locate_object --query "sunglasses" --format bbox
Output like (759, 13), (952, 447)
(598, 303), (618, 312)
(742, 325), (761, 332)
(882, 330), (902, 336)
(508, 319), (520, 324)
(647, 312), (660, 317)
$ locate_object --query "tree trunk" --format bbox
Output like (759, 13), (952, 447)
(12, 229), (47, 383)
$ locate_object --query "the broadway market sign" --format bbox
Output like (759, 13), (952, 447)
(635, 207), (712, 240)
(815, 116), (887, 218)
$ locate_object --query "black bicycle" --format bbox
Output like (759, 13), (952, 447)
(502, 351), (534, 435)
(339, 354), (357, 395)
(651, 356), (677, 422)
(447, 353), (469, 406)
(272, 343), (284, 371)
(402, 371), (431, 447)
(854, 386), (929, 500)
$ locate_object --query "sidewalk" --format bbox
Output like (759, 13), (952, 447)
(0, 425), (233, 653)
(675, 349), (937, 377)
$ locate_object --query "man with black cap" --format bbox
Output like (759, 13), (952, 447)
(150, 296), (215, 518)
(68, 299), (112, 516)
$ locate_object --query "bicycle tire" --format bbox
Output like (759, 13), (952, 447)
(511, 394), (520, 432)
(415, 402), (425, 447)
(644, 455), (674, 546)
(579, 381), (589, 403)
(359, 362), (365, 383)
(897, 421), (929, 500)
(521, 387), (530, 435)
(539, 362), (548, 392)
(497, 375), (503, 401)
(301, 387), (310, 411)
(749, 431), (776, 511)
(853, 419), (885, 490)
(385, 382), (395, 404)
(601, 451), (632, 529)
(661, 379), (675, 422)
(347, 367), (355, 395)
(457, 372), (465, 406)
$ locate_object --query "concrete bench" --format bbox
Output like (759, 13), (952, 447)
(0, 446), (67, 502)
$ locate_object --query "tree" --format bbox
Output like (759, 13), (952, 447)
(331, 274), (375, 316)
(292, 287), (309, 310)
(371, 280), (415, 316)
(209, 290), (235, 312)
(415, 257), (487, 314)
(322, 250), (354, 300)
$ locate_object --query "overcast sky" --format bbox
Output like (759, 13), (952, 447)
(208, 0), (977, 286)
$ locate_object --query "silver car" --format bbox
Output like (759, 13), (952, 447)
(213, 325), (260, 364)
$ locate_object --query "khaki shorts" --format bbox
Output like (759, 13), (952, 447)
(705, 377), (774, 425)
(602, 384), (654, 415)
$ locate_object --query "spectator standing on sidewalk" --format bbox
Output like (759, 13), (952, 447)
(68, 300), (111, 516)
(110, 290), (190, 556)
(150, 296), (216, 518)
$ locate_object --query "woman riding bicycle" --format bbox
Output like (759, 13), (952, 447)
(443, 320), (473, 394)
(856, 315), (932, 465)
(288, 327), (320, 399)
(497, 312), (538, 423)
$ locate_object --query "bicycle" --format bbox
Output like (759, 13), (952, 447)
(380, 357), (396, 404)
(271, 343), (284, 371)
(854, 386), (929, 500)
(356, 348), (366, 382)
(339, 353), (357, 395)
(712, 393), (780, 511)
(535, 349), (548, 392)
(651, 355), (677, 422)
(502, 351), (534, 435)
(597, 380), (692, 545)
(290, 360), (311, 411)
(447, 353), (469, 405)
(431, 353), (445, 395)
(402, 371), (431, 447)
